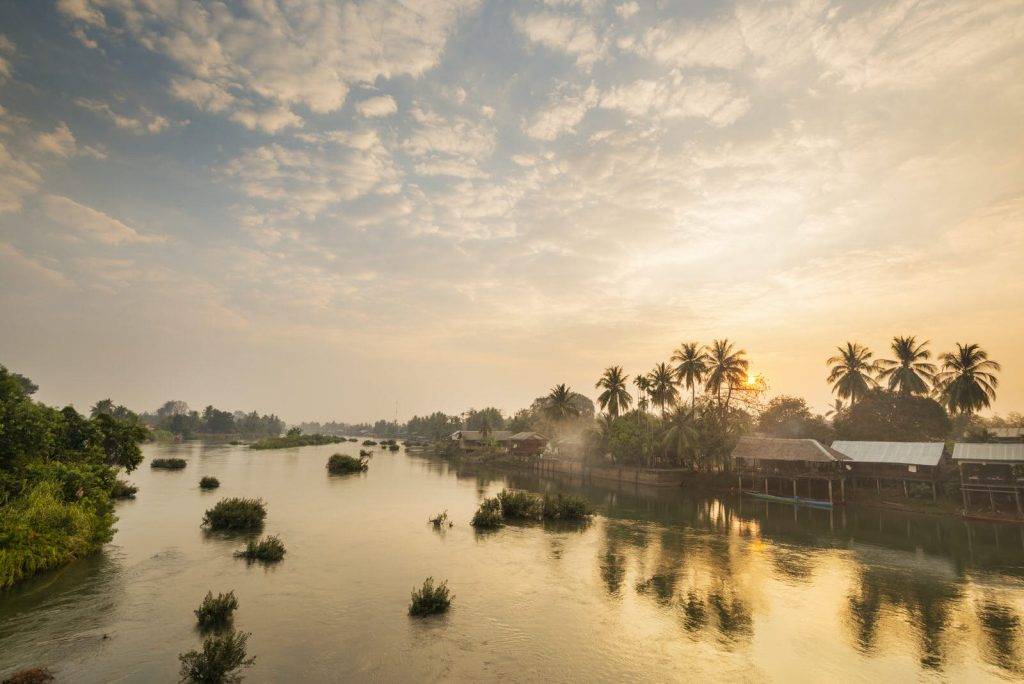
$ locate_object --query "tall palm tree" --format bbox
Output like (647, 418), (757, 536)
(705, 339), (749, 409)
(672, 342), (708, 405)
(648, 362), (679, 415)
(935, 343), (1001, 415)
(826, 342), (878, 404)
(661, 406), (697, 467)
(544, 383), (580, 422)
(824, 398), (846, 420)
(595, 366), (632, 419)
(633, 374), (652, 413)
(877, 336), (936, 395)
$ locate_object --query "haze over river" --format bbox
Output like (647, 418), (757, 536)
(2, 441), (1023, 682)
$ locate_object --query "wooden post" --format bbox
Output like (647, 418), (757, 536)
(989, 490), (996, 512)
(1015, 488), (1022, 517)
(828, 479), (833, 504)
(738, 474), (742, 492)
(764, 477), (768, 494)
(931, 481), (937, 502)
(792, 479), (797, 498)
(902, 480), (909, 498)
(876, 478), (881, 495)
(840, 478), (846, 503)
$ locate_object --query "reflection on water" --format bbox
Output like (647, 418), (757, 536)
(1, 442), (1023, 682)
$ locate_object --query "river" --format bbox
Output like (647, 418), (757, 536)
(2, 441), (1023, 682)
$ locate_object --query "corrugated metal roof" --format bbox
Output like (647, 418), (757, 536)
(831, 441), (944, 466)
(731, 436), (847, 463)
(991, 427), (1024, 439)
(952, 443), (1024, 462)
(451, 430), (513, 441)
(510, 432), (547, 441)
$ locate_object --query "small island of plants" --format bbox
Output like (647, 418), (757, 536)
(235, 535), (286, 562)
(151, 458), (187, 470)
(179, 630), (255, 682)
(194, 590), (238, 631)
(248, 429), (346, 450)
(202, 498), (266, 531)
(470, 489), (592, 529)
(408, 577), (452, 617)
(111, 479), (138, 499)
(326, 453), (368, 475)
(199, 476), (220, 490)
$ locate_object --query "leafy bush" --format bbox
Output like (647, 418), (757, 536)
(248, 434), (345, 450)
(111, 478), (138, 499)
(2, 668), (54, 684)
(151, 458), (187, 470)
(202, 498), (266, 531)
(199, 476), (220, 490)
(542, 493), (592, 520)
(326, 454), (368, 475)
(408, 577), (452, 616)
(178, 630), (255, 682)
(362, 440), (377, 446)
(496, 489), (543, 519)
(429, 511), (451, 528)
(194, 590), (238, 630)
(358, 449), (373, 458)
(234, 535), (285, 562)
(470, 497), (504, 529)
(348, 438), (357, 442)
(388, 444), (400, 451)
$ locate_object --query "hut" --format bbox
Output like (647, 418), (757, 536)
(991, 427), (1024, 442)
(450, 430), (513, 452)
(952, 443), (1024, 519)
(731, 436), (848, 507)
(509, 431), (548, 457)
(831, 441), (946, 501)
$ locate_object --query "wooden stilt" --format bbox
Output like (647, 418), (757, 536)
(902, 480), (909, 498)
(931, 481), (937, 502)
(828, 479), (833, 504)
(989, 490), (996, 512)
(792, 479), (797, 498)
(840, 478), (846, 503)
(876, 478), (881, 495)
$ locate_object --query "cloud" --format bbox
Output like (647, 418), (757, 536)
(524, 83), (599, 140)
(74, 98), (176, 134)
(0, 242), (75, 288)
(229, 105), (303, 134)
(515, 10), (604, 66)
(34, 122), (77, 157)
(42, 195), (166, 244)
(355, 95), (398, 118)
(615, 2), (639, 19)
(0, 34), (14, 81)
(600, 74), (750, 127)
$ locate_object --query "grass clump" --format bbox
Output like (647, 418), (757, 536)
(326, 453), (368, 475)
(470, 497), (504, 529)
(151, 458), (187, 470)
(496, 489), (543, 519)
(248, 433), (344, 450)
(202, 498), (266, 531)
(178, 629), (255, 683)
(429, 511), (452, 528)
(2, 667), (55, 684)
(408, 577), (452, 617)
(358, 449), (373, 458)
(199, 476), (220, 490)
(111, 478), (138, 499)
(362, 440), (377, 446)
(388, 444), (400, 451)
(542, 493), (593, 520)
(194, 590), (238, 630)
(234, 535), (285, 563)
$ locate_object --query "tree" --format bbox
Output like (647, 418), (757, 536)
(648, 362), (679, 416)
(607, 413), (659, 466)
(633, 375), (652, 413)
(833, 389), (949, 441)
(935, 343), (1000, 415)
(465, 407), (505, 432)
(544, 384), (580, 422)
(705, 339), (749, 410)
(877, 336), (936, 396)
(827, 342), (878, 404)
(90, 399), (115, 418)
(661, 406), (697, 467)
(757, 395), (833, 442)
(595, 366), (632, 418)
(672, 342), (708, 405)
(156, 400), (189, 418)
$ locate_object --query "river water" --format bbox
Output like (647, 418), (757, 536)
(2, 441), (1023, 682)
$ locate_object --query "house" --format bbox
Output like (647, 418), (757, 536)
(991, 427), (1024, 442)
(952, 443), (1024, 518)
(831, 441), (946, 500)
(731, 436), (849, 506)
(450, 430), (512, 451)
(509, 431), (548, 457)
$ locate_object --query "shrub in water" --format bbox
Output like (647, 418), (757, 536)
(408, 577), (452, 617)
(151, 458), (187, 470)
(429, 511), (452, 528)
(111, 478), (138, 499)
(199, 476), (220, 490)
(542, 493), (593, 520)
(496, 489), (543, 520)
(470, 497), (504, 529)
(388, 444), (400, 451)
(194, 590), (238, 630)
(326, 454), (368, 475)
(358, 449), (373, 458)
(234, 535), (286, 562)
(2, 668), (54, 684)
(362, 440), (377, 446)
(178, 629), (255, 682)
(348, 437), (357, 442)
(202, 498), (266, 531)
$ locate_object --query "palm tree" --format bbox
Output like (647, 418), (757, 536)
(877, 336), (936, 395)
(935, 343), (1001, 415)
(661, 406), (697, 467)
(633, 374), (652, 413)
(824, 398), (846, 420)
(826, 342), (878, 404)
(705, 339), (749, 409)
(672, 342), (708, 405)
(648, 362), (679, 415)
(595, 366), (632, 419)
(544, 383), (580, 422)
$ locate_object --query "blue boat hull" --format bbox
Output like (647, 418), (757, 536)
(743, 491), (834, 510)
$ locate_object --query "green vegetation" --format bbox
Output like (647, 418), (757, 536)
(496, 489), (543, 519)
(358, 449), (373, 458)
(408, 577), (452, 616)
(326, 454), (368, 475)
(202, 498), (266, 531)
(362, 440), (377, 446)
(429, 510), (451, 528)
(542, 493), (592, 520)
(141, 400), (283, 440)
(151, 458), (187, 470)
(235, 535), (285, 562)
(199, 476), (220, 490)
(178, 629), (255, 682)
(249, 433), (346, 450)
(0, 366), (146, 589)
(2, 667), (54, 683)
(194, 590), (238, 630)
(111, 478), (138, 499)
(388, 444), (400, 451)
(470, 498), (504, 529)
(470, 490), (593, 527)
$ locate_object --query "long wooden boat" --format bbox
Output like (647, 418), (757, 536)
(743, 491), (834, 509)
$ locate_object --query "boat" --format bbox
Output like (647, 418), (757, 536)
(743, 491), (834, 509)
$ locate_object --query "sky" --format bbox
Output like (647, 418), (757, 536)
(0, 0), (1022, 424)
